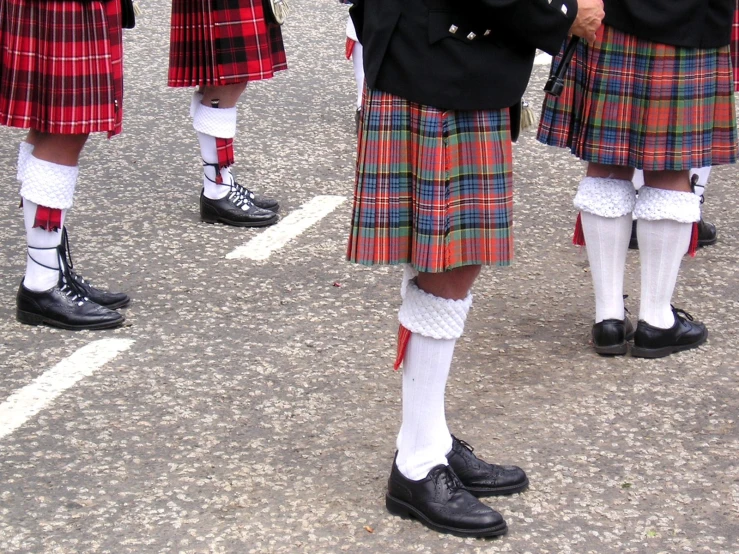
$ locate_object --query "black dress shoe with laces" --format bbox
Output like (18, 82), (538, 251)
(386, 456), (507, 538)
(16, 278), (124, 330)
(592, 316), (635, 356)
(446, 437), (528, 497)
(200, 186), (279, 227)
(631, 307), (708, 358)
(60, 227), (130, 310)
(233, 181), (279, 212)
(696, 218), (717, 247)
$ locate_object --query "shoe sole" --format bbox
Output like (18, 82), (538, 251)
(698, 236), (718, 247)
(594, 342), (629, 356)
(17, 309), (125, 330)
(385, 494), (507, 538)
(465, 477), (530, 498)
(201, 214), (279, 227)
(630, 328), (708, 359)
(102, 298), (131, 310)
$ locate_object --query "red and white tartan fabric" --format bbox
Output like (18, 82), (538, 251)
(168, 0), (287, 87)
(732, 1), (739, 91)
(0, 0), (123, 136)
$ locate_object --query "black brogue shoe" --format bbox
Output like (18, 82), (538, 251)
(592, 317), (634, 356)
(61, 227), (130, 309)
(386, 457), (507, 538)
(697, 219), (717, 247)
(446, 437), (529, 497)
(16, 279), (124, 330)
(200, 187), (279, 227)
(631, 307), (708, 358)
(233, 181), (280, 212)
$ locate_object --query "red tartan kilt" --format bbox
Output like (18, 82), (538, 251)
(168, 0), (288, 87)
(0, 0), (123, 136)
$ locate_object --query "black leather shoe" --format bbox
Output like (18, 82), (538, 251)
(446, 437), (528, 497)
(592, 317), (635, 356)
(233, 181), (279, 212)
(200, 187), (279, 227)
(386, 457), (507, 538)
(60, 227), (130, 310)
(16, 278), (124, 330)
(631, 307), (708, 358)
(696, 218), (717, 247)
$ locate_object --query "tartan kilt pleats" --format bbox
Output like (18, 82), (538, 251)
(168, 0), (287, 87)
(347, 88), (515, 273)
(0, 0), (123, 136)
(537, 24), (737, 170)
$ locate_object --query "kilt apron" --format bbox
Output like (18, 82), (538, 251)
(168, 0), (288, 87)
(0, 0), (124, 136)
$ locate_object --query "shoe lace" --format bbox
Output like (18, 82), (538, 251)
(671, 306), (694, 322)
(452, 435), (475, 454)
(623, 295), (631, 317)
(27, 239), (89, 306)
(232, 180), (256, 202)
(435, 465), (464, 492)
(227, 180), (256, 210)
(60, 226), (91, 287)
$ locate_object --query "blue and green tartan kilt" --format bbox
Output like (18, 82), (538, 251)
(346, 88), (515, 273)
(537, 24), (738, 170)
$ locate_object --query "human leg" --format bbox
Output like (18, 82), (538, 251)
(193, 84), (280, 226)
(16, 133), (124, 329)
(573, 164), (636, 355)
(631, 170), (708, 357)
(387, 265), (523, 537)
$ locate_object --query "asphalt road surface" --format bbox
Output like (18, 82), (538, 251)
(1, 2), (738, 553)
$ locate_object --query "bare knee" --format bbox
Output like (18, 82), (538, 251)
(643, 170), (692, 193)
(416, 265), (481, 300)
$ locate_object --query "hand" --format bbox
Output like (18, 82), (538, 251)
(569, 0), (604, 43)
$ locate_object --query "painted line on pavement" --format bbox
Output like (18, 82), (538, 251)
(534, 52), (553, 66)
(0, 338), (134, 440)
(226, 195), (347, 261)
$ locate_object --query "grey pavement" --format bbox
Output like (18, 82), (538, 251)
(1, 1), (738, 553)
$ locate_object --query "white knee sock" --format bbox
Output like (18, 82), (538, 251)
(574, 177), (637, 323)
(634, 187), (701, 328)
(196, 131), (231, 199)
(395, 277), (472, 480)
(23, 200), (66, 292)
(396, 333), (455, 480)
(17, 142), (33, 182)
(581, 211), (632, 322)
(192, 93), (238, 200)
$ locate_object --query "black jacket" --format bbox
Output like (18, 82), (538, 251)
(603, 0), (735, 48)
(351, 0), (577, 111)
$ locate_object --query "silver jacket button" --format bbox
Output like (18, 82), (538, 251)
(467, 32), (476, 40)
(449, 24), (458, 34)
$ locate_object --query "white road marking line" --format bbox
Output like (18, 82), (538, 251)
(226, 195), (347, 260)
(0, 338), (134, 440)
(534, 52), (553, 66)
